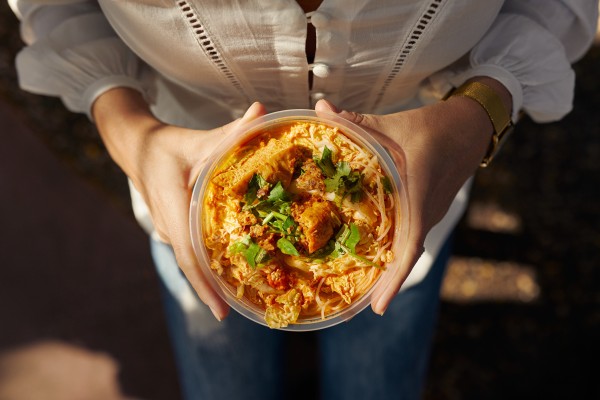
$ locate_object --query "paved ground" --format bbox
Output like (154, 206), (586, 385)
(0, 96), (181, 399)
(1, 3), (598, 399)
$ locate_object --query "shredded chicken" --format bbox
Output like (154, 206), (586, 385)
(292, 196), (342, 253)
(294, 158), (326, 193)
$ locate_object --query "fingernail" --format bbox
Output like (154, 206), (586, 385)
(209, 306), (223, 322)
(374, 306), (386, 316)
(323, 99), (340, 113)
(242, 102), (259, 119)
(374, 295), (390, 316)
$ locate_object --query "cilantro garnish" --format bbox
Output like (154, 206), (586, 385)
(344, 223), (361, 253)
(242, 179), (301, 253)
(315, 146), (336, 178)
(244, 173), (270, 206)
(381, 176), (393, 194)
(277, 237), (300, 256)
(308, 223), (383, 269)
(316, 147), (364, 202)
(324, 161), (350, 192)
(229, 235), (269, 268)
(244, 178), (292, 212)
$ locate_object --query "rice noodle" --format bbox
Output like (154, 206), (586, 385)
(202, 120), (399, 328)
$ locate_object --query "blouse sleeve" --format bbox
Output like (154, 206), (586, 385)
(10, 0), (146, 119)
(436, 0), (598, 123)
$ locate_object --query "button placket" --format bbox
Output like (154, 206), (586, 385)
(309, 11), (330, 28)
(306, 10), (333, 106)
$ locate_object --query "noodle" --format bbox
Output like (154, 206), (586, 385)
(202, 121), (397, 328)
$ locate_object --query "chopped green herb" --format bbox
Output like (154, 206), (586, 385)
(316, 146), (336, 178)
(245, 180), (292, 213)
(317, 149), (364, 202)
(308, 239), (337, 259)
(277, 237), (300, 256)
(341, 246), (384, 269)
(324, 161), (346, 192)
(244, 173), (270, 206)
(244, 241), (262, 268)
(345, 223), (361, 253)
(228, 235), (269, 268)
(307, 222), (381, 268)
(344, 170), (364, 202)
(243, 180), (300, 248)
(228, 240), (249, 255)
(267, 181), (289, 202)
(381, 176), (393, 194)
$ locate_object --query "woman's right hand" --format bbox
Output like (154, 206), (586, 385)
(92, 88), (266, 320)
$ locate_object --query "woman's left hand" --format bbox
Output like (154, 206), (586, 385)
(315, 77), (511, 314)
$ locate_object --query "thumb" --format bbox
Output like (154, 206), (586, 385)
(221, 102), (268, 135)
(370, 238), (426, 315)
(315, 99), (381, 132)
(315, 99), (403, 166)
(314, 98), (340, 114)
(242, 101), (267, 121)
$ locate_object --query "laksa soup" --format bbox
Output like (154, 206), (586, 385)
(200, 118), (400, 329)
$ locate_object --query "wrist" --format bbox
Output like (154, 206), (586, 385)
(444, 77), (513, 167)
(92, 88), (164, 181)
(93, 87), (161, 135)
(442, 95), (493, 165)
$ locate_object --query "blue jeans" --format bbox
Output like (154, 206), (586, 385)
(150, 238), (450, 400)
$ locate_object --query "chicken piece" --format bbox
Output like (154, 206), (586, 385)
(212, 139), (303, 194)
(265, 265), (291, 291)
(292, 197), (341, 253)
(294, 158), (325, 193)
(237, 211), (258, 227)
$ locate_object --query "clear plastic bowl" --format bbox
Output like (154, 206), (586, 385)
(190, 109), (407, 331)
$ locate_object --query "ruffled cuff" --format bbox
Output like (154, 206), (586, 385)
(448, 64), (523, 123)
(80, 75), (145, 121)
(15, 12), (145, 120)
(427, 13), (576, 123)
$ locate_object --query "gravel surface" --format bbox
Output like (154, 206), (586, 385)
(1, 3), (598, 399)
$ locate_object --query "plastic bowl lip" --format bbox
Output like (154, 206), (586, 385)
(190, 109), (408, 331)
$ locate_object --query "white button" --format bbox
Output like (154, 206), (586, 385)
(310, 12), (329, 28)
(311, 92), (327, 100)
(312, 63), (330, 78)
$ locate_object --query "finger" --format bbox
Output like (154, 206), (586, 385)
(220, 101), (268, 136)
(315, 100), (397, 149)
(193, 102), (268, 180)
(167, 190), (230, 321)
(314, 99), (340, 113)
(370, 237), (426, 315)
(315, 99), (370, 126)
(370, 173), (429, 315)
(242, 101), (267, 120)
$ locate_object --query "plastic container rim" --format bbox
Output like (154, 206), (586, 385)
(189, 109), (408, 331)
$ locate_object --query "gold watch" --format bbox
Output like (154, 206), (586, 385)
(445, 81), (513, 167)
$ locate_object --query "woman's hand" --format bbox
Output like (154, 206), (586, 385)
(92, 88), (266, 320)
(315, 77), (511, 315)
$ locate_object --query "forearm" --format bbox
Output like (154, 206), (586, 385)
(92, 87), (163, 184)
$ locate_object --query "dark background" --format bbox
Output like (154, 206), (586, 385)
(1, 3), (598, 399)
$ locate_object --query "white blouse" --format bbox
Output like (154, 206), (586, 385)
(10, 0), (598, 289)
